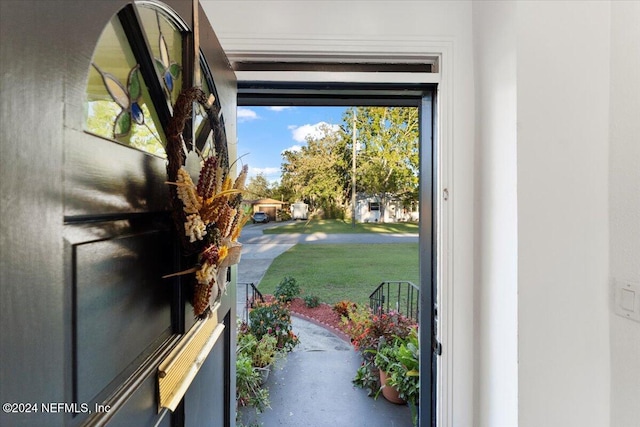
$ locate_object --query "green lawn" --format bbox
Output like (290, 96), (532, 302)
(263, 219), (419, 235)
(257, 243), (419, 306)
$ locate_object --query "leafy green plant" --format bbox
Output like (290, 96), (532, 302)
(248, 301), (298, 352)
(237, 327), (258, 354)
(373, 336), (399, 373)
(274, 276), (300, 302)
(238, 321), (282, 368)
(377, 329), (420, 426)
(253, 335), (278, 368)
(236, 354), (270, 413)
(303, 294), (320, 308)
(352, 358), (380, 397)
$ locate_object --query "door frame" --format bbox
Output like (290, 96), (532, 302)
(234, 65), (448, 426)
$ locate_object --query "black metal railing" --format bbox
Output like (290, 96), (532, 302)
(238, 282), (264, 323)
(369, 281), (419, 321)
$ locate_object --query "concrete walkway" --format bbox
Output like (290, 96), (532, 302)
(238, 317), (413, 427)
(236, 222), (414, 426)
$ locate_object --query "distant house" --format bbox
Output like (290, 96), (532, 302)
(355, 195), (419, 223)
(245, 198), (289, 221)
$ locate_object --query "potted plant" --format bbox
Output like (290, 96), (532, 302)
(235, 353), (270, 413)
(248, 300), (299, 352)
(344, 306), (417, 399)
(377, 329), (420, 426)
(373, 337), (407, 404)
(252, 335), (278, 384)
(237, 323), (280, 383)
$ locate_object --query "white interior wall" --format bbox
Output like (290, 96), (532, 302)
(204, 1), (639, 426)
(516, 2), (611, 427)
(609, 2), (640, 426)
(472, 2), (518, 426)
(203, 2), (477, 426)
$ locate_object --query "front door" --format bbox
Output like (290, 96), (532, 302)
(64, 1), (237, 426)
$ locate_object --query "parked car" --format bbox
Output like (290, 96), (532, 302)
(252, 212), (269, 224)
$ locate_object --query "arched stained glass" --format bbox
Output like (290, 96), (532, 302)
(83, 4), (226, 162)
(85, 14), (167, 157)
(137, 5), (183, 106)
(195, 58), (219, 157)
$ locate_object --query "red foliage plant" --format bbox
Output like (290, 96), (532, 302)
(341, 304), (417, 352)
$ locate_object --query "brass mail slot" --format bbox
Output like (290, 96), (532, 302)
(158, 304), (225, 412)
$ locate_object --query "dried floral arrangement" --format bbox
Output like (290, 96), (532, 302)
(165, 87), (248, 318)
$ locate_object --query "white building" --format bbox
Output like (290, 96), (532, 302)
(355, 195), (418, 223)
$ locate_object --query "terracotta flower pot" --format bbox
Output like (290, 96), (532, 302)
(379, 370), (406, 404)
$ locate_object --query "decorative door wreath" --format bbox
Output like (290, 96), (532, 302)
(164, 87), (248, 318)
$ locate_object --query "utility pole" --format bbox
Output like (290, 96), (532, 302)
(351, 108), (357, 228)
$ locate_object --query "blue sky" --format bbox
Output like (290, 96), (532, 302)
(235, 106), (348, 183)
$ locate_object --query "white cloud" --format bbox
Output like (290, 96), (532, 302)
(248, 166), (281, 183)
(251, 166), (280, 176)
(237, 107), (258, 122)
(267, 106), (292, 112)
(289, 121), (340, 143)
(281, 144), (302, 154)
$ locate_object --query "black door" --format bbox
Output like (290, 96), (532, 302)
(0, 1), (235, 426)
(69, 3), (237, 426)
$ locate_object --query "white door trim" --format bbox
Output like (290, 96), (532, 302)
(222, 36), (454, 427)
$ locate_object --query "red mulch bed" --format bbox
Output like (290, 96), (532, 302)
(261, 295), (351, 342)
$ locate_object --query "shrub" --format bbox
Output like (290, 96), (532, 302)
(274, 276), (300, 302)
(333, 300), (356, 317)
(341, 303), (373, 350)
(342, 305), (416, 352)
(278, 209), (292, 221)
(249, 301), (298, 352)
(303, 295), (320, 308)
(320, 203), (345, 220)
(357, 310), (415, 352)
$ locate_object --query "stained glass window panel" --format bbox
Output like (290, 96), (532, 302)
(137, 5), (183, 107)
(194, 64), (215, 157)
(85, 15), (166, 157)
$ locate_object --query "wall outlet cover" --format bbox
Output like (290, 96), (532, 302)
(613, 279), (640, 323)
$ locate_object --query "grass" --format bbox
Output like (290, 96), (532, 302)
(257, 243), (419, 306)
(263, 219), (418, 235)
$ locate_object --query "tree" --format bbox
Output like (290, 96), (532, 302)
(341, 107), (419, 222)
(245, 173), (273, 199)
(280, 123), (348, 217)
